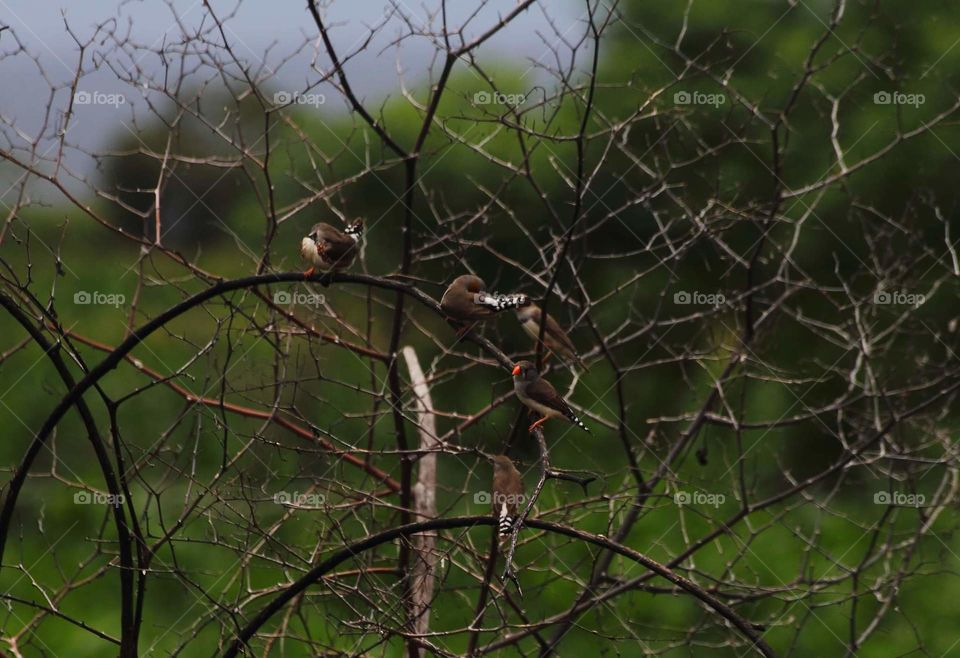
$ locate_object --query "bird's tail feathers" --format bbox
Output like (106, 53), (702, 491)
(345, 219), (364, 240)
(567, 410), (590, 433)
(475, 292), (528, 312)
(497, 501), (515, 538)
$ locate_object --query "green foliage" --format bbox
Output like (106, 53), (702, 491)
(2, 0), (960, 655)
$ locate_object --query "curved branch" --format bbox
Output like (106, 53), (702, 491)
(0, 293), (139, 657)
(221, 516), (775, 658)
(0, 272), (511, 572)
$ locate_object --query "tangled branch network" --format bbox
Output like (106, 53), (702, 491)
(1, 1), (959, 656)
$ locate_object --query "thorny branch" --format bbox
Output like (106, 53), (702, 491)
(1, 0), (959, 656)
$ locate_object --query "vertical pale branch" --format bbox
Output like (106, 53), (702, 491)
(402, 346), (438, 653)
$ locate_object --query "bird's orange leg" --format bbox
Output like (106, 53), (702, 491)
(527, 416), (549, 433)
(304, 243), (327, 277)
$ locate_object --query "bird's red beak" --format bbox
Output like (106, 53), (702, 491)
(511, 364), (521, 376)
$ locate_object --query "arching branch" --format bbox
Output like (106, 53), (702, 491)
(222, 516), (775, 658)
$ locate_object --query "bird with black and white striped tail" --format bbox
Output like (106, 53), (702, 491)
(300, 219), (363, 276)
(491, 454), (525, 545)
(440, 275), (527, 335)
(512, 360), (590, 434)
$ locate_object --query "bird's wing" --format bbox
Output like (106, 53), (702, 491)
(543, 313), (578, 355)
(507, 476), (524, 502)
(442, 289), (493, 320)
(525, 378), (570, 416)
(316, 226), (357, 261)
(526, 378), (589, 431)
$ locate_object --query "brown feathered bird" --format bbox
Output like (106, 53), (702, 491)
(512, 360), (589, 433)
(516, 303), (586, 369)
(300, 220), (363, 275)
(491, 454), (525, 541)
(440, 275), (527, 330)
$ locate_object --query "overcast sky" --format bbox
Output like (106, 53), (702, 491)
(1, 1), (583, 150)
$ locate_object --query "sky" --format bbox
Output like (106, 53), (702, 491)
(0, 0), (584, 152)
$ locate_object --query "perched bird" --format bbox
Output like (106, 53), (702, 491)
(440, 275), (527, 332)
(300, 219), (363, 275)
(516, 302), (586, 369)
(491, 454), (525, 542)
(512, 360), (589, 433)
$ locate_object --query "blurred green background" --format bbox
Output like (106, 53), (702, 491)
(2, 0), (960, 655)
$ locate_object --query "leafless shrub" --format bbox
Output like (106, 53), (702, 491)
(1, 1), (958, 656)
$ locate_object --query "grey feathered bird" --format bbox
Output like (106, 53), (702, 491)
(512, 360), (589, 433)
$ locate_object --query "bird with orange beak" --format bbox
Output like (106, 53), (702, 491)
(511, 360), (589, 433)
